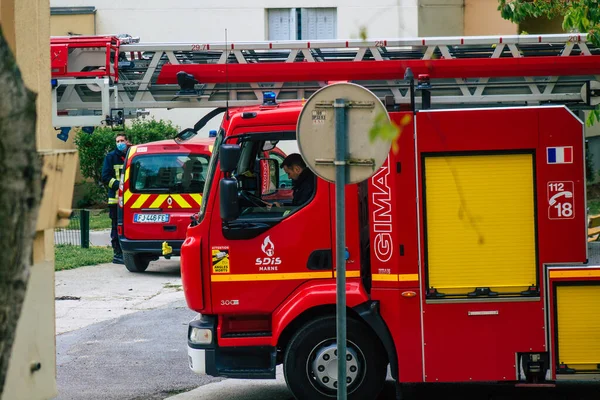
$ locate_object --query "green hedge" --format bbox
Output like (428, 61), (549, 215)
(74, 119), (179, 206)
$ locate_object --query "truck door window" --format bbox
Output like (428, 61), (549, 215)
(234, 137), (315, 220)
(269, 151), (293, 189)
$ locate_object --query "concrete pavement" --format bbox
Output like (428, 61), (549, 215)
(167, 366), (292, 400)
(55, 229), (112, 247)
(55, 258), (183, 334)
(89, 229), (112, 247)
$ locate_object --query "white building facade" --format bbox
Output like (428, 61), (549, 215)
(50, 0), (475, 41)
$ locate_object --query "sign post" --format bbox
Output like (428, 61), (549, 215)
(297, 83), (392, 399)
(334, 97), (348, 399)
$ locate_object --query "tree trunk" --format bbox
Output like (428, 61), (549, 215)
(0, 26), (42, 395)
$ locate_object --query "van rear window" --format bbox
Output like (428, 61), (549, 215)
(130, 154), (209, 193)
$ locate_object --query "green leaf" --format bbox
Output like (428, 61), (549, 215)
(369, 112), (398, 139)
(582, 16), (591, 31)
(589, 27), (600, 47)
(359, 26), (368, 41)
(369, 112), (407, 154)
(562, 14), (572, 31)
(587, 107), (600, 127)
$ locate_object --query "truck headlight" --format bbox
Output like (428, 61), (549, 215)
(189, 327), (212, 345)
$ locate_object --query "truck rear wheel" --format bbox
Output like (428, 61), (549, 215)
(123, 252), (150, 272)
(283, 315), (387, 400)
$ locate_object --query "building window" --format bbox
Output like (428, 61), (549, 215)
(267, 8), (337, 41)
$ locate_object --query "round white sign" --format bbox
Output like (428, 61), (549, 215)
(297, 83), (392, 184)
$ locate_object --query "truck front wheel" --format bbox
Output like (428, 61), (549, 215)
(283, 315), (387, 400)
(123, 252), (150, 272)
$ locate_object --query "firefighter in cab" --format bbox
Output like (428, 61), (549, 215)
(102, 133), (129, 264)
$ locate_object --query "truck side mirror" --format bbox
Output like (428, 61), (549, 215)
(220, 177), (240, 221)
(220, 144), (241, 173)
(259, 158), (279, 196)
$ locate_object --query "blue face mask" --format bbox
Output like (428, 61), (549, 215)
(116, 142), (127, 152)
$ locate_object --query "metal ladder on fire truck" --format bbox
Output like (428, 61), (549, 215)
(50, 33), (600, 136)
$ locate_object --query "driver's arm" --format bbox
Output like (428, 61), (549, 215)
(265, 201), (281, 210)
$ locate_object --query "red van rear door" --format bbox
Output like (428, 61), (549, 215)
(123, 151), (210, 241)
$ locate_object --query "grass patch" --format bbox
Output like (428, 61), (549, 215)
(55, 244), (113, 271)
(588, 182), (600, 215)
(589, 200), (600, 215)
(88, 209), (112, 230)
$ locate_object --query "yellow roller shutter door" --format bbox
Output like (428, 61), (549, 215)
(556, 285), (600, 371)
(424, 154), (536, 294)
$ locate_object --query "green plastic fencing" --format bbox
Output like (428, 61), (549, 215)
(54, 209), (90, 248)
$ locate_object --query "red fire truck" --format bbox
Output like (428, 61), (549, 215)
(177, 37), (600, 399)
(50, 33), (600, 399)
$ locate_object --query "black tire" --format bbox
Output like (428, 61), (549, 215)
(283, 315), (387, 400)
(123, 252), (150, 272)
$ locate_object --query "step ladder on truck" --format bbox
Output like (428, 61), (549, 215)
(51, 33), (600, 399)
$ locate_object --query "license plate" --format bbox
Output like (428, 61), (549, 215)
(134, 213), (170, 223)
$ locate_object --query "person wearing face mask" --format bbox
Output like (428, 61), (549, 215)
(101, 133), (129, 264)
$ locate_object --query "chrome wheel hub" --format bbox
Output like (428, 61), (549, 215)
(310, 343), (360, 391)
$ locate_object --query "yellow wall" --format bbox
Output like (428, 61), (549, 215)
(464, 0), (517, 35)
(0, 0), (16, 53)
(9, 0), (52, 150)
(50, 13), (94, 36)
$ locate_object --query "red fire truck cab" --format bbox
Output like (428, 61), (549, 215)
(181, 98), (597, 399)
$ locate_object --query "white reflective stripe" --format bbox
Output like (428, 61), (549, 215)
(187, 347), (206, 375)
(468, 310), (499, 316)
(109, 178), (118, 187)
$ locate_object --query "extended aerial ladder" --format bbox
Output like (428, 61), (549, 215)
(51, 33), (600, 135)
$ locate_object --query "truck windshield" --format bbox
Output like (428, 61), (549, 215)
(130, 153), (209, 193)
(198, 131), (224, 219)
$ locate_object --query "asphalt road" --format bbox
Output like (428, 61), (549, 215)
(55, 301), (220, 400)
(54, 256), (600, 400)
(54, 259), (221, 400)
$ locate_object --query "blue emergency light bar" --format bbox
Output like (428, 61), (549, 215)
(262, 91), (277, 105)
(209, 130), (217, 138)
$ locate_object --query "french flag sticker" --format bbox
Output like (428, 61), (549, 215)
(547, 146), (573, 164)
